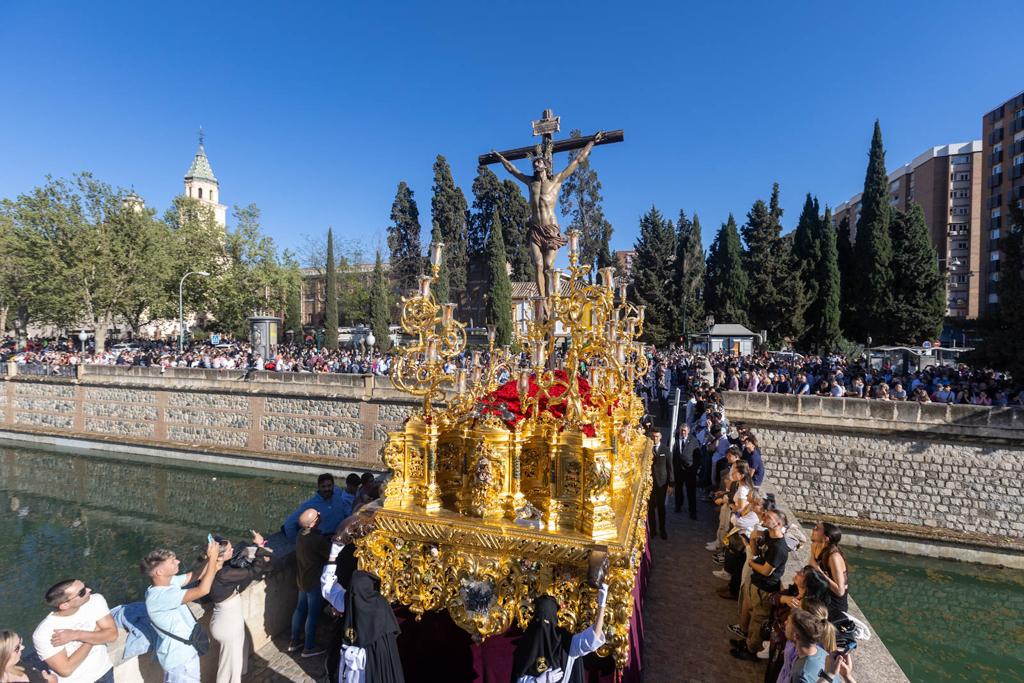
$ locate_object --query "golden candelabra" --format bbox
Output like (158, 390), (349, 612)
(357, 234), (653, 668)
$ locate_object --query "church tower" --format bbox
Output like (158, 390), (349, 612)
(184, 129), (227, 227)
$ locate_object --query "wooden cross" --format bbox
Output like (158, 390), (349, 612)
(478, 109), (624, 167)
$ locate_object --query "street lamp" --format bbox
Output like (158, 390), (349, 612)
(366, 330), (376, 349)
(78, 330), (88, 354)
(179, 271), (210, 353)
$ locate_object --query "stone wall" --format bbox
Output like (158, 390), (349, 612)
(0, 367), (419, 470)
(723, 392), (1024, 551)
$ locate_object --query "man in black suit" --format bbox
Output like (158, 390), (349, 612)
(673, 423), (700, 520)
(647, 430), (674, 540)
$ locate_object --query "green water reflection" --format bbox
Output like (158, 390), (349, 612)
(848, 547), (1024, 682)
(0, 442), (311, 641)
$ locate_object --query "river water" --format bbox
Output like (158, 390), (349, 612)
(847, 546), (1024, 682)
(0, 441), (310, 641)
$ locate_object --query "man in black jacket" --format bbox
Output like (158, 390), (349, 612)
(672, 423), (700, 520)
(647, 430), (674, 540)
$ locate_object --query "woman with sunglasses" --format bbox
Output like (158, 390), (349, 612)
(1, 631), (55, 683)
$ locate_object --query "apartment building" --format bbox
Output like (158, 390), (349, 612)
(980, 90), (1024, 313)
(834, 141), (983, 319)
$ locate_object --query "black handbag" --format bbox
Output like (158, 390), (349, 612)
(151, 618), (210, 657)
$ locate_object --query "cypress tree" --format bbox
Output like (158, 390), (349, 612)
(430, 220), (449, 304)
(793, 194), (822, 308)
(804, 207), (842, 352)
(741, 183), (788, 343)
(889, 205), (946, 343)
(324, 227), (339, 349)
(836, 215), (856, 337)
(369, 249), (392, 352)
(630, 206), (677, 346)
(430, 155), (468, 303)
(496, 180), (532, 281)
(596, 220), (614, 271)
(387, 181), (423, 298)
(284, 266), (303, 339)
(485, 211), (513, 346)
(705, 215), (749, 326)
(674, 210), (706, 342)
(853, 120), (894, 341)
(469, 166), (502, 258)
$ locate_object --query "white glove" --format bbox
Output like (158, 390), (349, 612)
(597, 583), (609, 608)
(329, 542), (345, 562)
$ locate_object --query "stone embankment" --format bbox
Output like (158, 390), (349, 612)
(723, 392), (1024, 556)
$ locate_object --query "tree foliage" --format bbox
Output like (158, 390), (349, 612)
(324, 228), (339, 348)
(430, 155), (468, 303)
(889, 204), (945, 343)
(674, 210), (705, 339)
(705, 215), (749, 326)
(802, 206), (843, 352)
(468, 166), (502, 258)
(630, 206), (677, 346)
(370, 249), (392, 352)
(741, 183), (800, 344)
(429, 220), (450, 305)
(852, 120), (894, 342)
(387, 181), (423, 298)
(485, 211), (513, 346)
(497, 180), (532, 282)
(836, 215), (857, 337)
(559, 129), (614, 279)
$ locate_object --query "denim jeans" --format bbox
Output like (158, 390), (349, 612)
(290, 588), (323, 650)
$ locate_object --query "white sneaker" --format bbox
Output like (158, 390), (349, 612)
(713, 569), (730, 581)
(705, 541), (719, 551)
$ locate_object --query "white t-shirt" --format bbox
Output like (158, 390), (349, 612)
(32, 593), (113, 683)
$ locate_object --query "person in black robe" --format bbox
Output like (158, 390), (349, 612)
(340, 570), (404, 683)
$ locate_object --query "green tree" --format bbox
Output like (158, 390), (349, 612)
(836, 215), (857, 337)
(163, 196), (224, 320)
(559, 129), (614, 278)
(112, 204), (176, 336)
(282, 251), (303, 338)
(705, 215), (749, 326)
(630, 206), (677, 346)
(485, 211), (513, 346)
(429, 220), (450, 304)
(852, 120), (894, 341)
(803, 206), (843, 352)
(370, 249), (392, 352)
(430, 155), (468, 302)
(889, 205), (945, 343)
(321, 228), (338, 348)
(497, 180), (532, 282)
(740, 184), (784, 342)
(792, 194), (822, 310)
(469, 166), (502, 258)
(674, 210), (706, 342)
(387, 181), (423, 297)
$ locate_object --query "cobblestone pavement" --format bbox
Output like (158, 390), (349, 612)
(245, 636), (323, 683)
(641, 492), (763, 683)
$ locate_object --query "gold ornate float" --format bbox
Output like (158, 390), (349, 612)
(358, 230), (651, 668)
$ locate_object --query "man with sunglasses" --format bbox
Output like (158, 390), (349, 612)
(32, 579), (117, 682)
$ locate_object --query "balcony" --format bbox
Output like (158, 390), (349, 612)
(990, 128), (1005, 144)
(1014, 165), (1024, 180)
(990, 216), (1002, 230)
(1015, 117), (1024, 133)
(989, 173), (1003, 187)
(987, 194), (1002, 209)
(1014, 140), (1024, 155)
(991, 150), (1004, 164)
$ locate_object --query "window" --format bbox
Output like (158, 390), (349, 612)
(1015, 154), (1024, 166)
(951, 207), (970, 216)
(991, 251), (1001, 261)
(952, 155), (970, 165)
(1016, 131), (1024, 143)
(991, 229), (1001, 240)
(198, 187), (203, 199)
(950, 190), (970, 198)
(953, 172), (970, 181)
(890, 179), (901, 191)
(994, 143), (1003, 153)
(990, 271), (1000, 282)
(993, 164), (1002, 175)
(988, 293), (999, 304)
(955, 241), (968, 250)
(992, 208), (1002, 218)
(1016, 108), (1024, 120)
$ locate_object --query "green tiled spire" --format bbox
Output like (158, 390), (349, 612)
(185, 128), (218, 183)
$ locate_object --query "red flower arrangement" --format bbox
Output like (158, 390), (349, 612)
(476, 369), (598, 437)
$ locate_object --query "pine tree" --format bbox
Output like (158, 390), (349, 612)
(468, 166), (502, 257)
(325, 227), (339, 349)
(836, 215), (856, 337)
(559, 129), (614, 277)
(705, 215), (749, 326)
(804, 207), (842, 352)
(630, 206), (678, 346)
(889, 205), (946, 343)
(430, 155), (468, 302)
(485, 211), (513, 346)
(387, 181), (423, 298)
(369, 249), (392, 352)
(853, 120), (894, 342)
(430, 220), (449, 304)
(741, 183), (789, 343)
(497, 180), (532, 281)
(674, 210), (706, 342)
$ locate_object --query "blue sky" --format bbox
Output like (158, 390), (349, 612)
(1, 1), (1021, 262)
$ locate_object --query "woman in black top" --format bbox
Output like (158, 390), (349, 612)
(205, 532), (273, 683)
(810, 522), (849, 624)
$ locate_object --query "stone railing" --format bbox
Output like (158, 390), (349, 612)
(722, 391), (1024, 553)
(722, 391), (1024, 441)
(0, 367), (419, 470)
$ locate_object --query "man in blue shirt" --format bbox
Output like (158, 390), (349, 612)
(283, 473), (349, 540)
(142, 539), (223, 683)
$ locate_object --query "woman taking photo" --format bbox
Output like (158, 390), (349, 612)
(809, 522), (849, 625)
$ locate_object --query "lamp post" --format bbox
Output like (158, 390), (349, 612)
(179, 271), (210, 353)
(366, 330), (376, 350)
(78, 330), (88, 354)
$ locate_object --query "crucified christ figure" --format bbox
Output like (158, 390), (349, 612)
(492, 131), (605, 300)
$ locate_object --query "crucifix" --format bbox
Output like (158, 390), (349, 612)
(480, 109), (624, 302)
